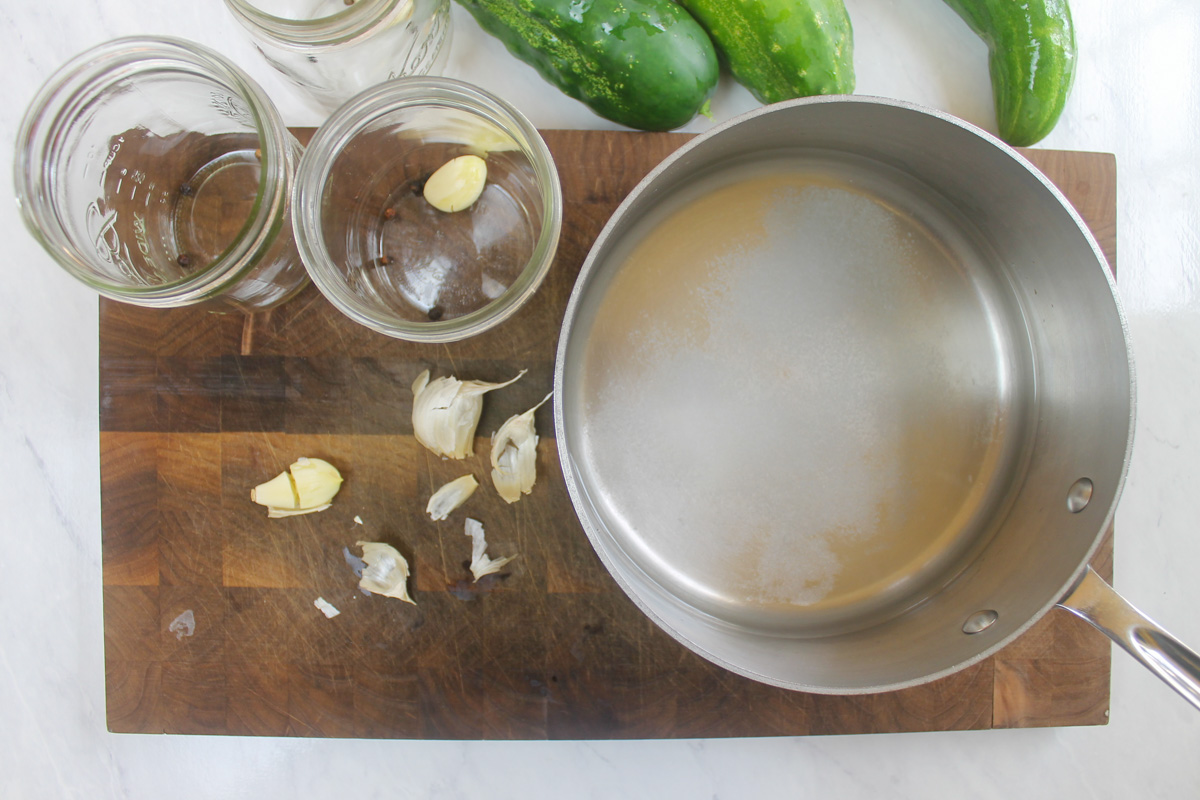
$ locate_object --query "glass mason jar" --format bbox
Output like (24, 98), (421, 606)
(224, 0), (452, 113)
(14, 36), (309, 312)
(292, 78), (562, 342)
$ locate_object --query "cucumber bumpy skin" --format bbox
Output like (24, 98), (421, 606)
(455, 0), (719, 131)
(677, 0), (854, 104)
(942, 0), (1077, 147)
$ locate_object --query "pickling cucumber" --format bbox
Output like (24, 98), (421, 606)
(676, 0), (855, 103)
(455, 0), (719, 131)
(942, 0), (1077, 146)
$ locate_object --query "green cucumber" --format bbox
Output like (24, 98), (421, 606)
(455, 0), (719, 131)
(942, 0), (1077, 147)
(675, 0), (855, 103)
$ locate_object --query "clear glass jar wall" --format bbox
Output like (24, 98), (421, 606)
(14, 36), (310, 311)
(292, 78), (562, 342)
(224, 0), (452, 113)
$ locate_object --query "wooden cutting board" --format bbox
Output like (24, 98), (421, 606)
(100, 130), (1117, 738)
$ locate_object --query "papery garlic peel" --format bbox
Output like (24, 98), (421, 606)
(427, 474), (478, 521)
(491, 392), (552, 504)
(357, 541), (415, 605)
(250, 457), (343, 518)
(411, 369), (526, 459)
(313, 597), (340, 619)
(464, 517), (517, 582)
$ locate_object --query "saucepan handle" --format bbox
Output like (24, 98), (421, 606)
(1057, 565), (1200, 711)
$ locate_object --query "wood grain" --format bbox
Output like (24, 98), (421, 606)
(100, 130), (1117, 738)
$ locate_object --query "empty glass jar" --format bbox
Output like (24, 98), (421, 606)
(224, 0), (452, 113)
(14, 36), (309, 311)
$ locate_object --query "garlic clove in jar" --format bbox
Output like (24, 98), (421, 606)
(411, 369), (526, 459)
(426, 474), (478, 521)
(251, 457), (343, 517)
(423, 155), (487, 213)
(491, 393), (552, 504)
(464, 518), (516, 582)
(357, 541), (415, 604)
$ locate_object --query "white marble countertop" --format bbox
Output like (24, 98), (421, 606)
(3, 1), (1198, 797)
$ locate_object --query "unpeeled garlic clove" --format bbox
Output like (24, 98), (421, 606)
(357, 541), (415, 604)
(427, 474), (478, 521)
(250, 457), (343, 517)
(464, 518), (516, 582)
(491, 393), (552, 504)
(423, 155), (487, 213)
(411, 369), (526, 459)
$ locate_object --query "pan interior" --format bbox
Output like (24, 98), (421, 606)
(568, 150), (1033, 637)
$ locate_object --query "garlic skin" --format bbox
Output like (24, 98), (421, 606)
(427, 474), (479, 521)
(357, 541), (415, 605)
(313, 597), (340, 619)
(411, 369), (526, 459)
(491, 393), (552, 504)
(267, 504), (332, 519)
(250, 457), (343, 517)
(464, 518), (517, 582)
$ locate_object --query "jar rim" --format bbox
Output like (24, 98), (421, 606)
(292, 77), (563, 343)
(223, 0), (412, 48)
(13, 36), (297, 307)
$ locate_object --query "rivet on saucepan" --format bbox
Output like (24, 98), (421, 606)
(1067, 478), (1094, 513)
(963, 610), (999, 635)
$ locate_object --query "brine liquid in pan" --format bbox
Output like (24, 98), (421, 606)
(573, 154), (1034, 636)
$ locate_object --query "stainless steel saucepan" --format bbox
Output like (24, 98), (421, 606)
(553, 96), (1200, 707)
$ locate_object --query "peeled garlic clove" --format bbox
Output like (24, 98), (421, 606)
(290, 457), (344, 508)
(427, 474), (478, 521)
(250, 457), (343, 517)
(423, 155), (487, 213)
(491, 392), (552, 504)
(411, 369), (526, 459)
(464, 518), (516, 582)
(251, 470), (297, 509)
(357, 541), (415, 605)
